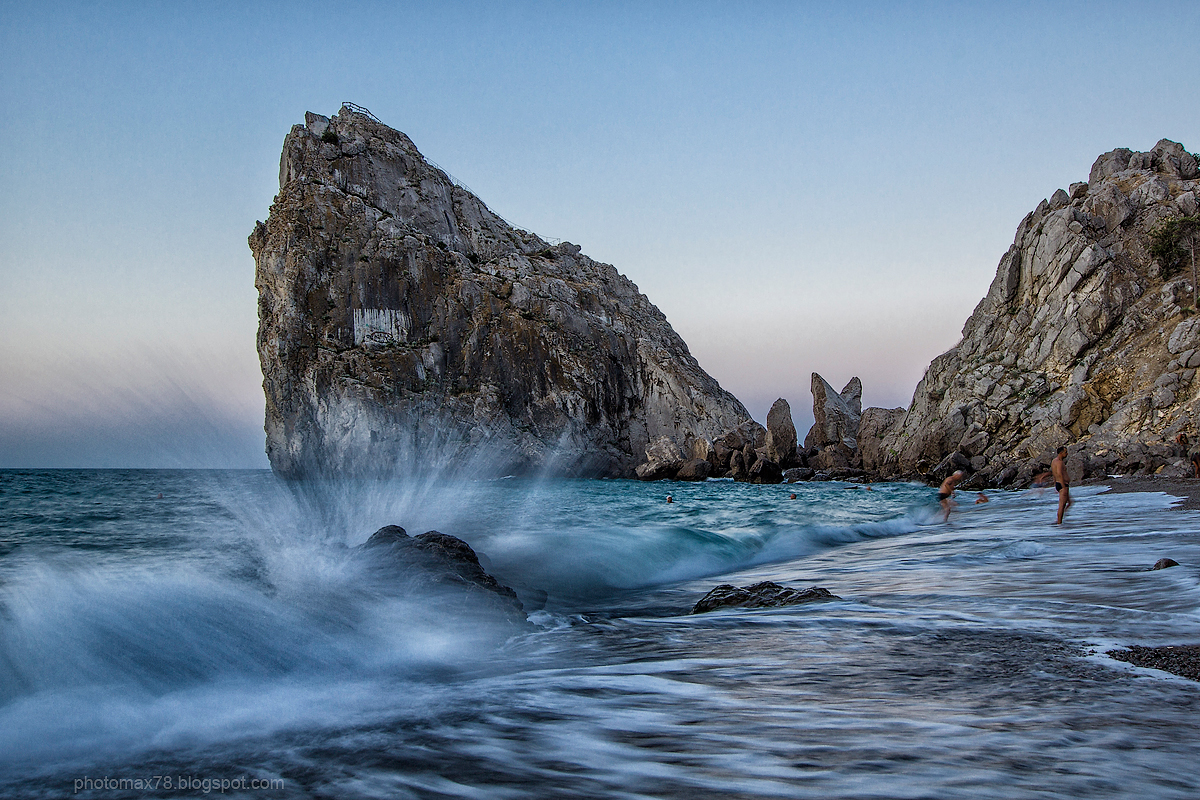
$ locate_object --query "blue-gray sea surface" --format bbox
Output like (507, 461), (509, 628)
(0, 469), (1198, 799)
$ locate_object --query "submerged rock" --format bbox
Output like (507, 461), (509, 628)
(675, 458), (713, 481)
(251, 105), (750, 479)
(691, 581), (839, 614)
(1151, 557), (1180, 570)
(746, 455), (783, 484)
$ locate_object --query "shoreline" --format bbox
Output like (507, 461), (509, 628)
(1087, 475), (1200, 684)
(1084, 475), (1200, 510)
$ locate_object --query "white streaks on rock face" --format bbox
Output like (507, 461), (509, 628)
(352, 309), (411, 346)
(861, 138), (1200, 485)
(250, 106), (750, 478)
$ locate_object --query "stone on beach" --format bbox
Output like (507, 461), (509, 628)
(691, 581), (839, 614)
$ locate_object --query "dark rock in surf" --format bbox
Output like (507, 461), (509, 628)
(361, 525), (523, 613)
(675, 458), (713, 481)
(727, 450), (747, 479)
(636, 460), (679, 481)
(1151, 557), (1180, 570)
(637, 435), (687, 480)
(747, 455), (783, 484)
(784, 467), (815, 482)
(692, 582), (839, 614)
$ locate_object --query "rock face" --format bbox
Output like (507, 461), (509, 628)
(691, 582), (839, 614)
(856, 406), (905, 472)
(251, 106), (751, 478)
(866, 139), (1200, 485)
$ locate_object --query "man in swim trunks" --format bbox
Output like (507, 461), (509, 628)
(938, 470), (964, 522)
(1050, 446), (1072, 524)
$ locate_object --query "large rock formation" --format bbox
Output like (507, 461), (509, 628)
(867, 139), (1200, 485)
(251, 106), (751, 477)
(805, 374), (863, 471)
(763, 398), (798, 464)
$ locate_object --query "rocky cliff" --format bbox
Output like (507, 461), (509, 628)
(868, 139), (1200, 485)
(251, 106), (751, 478)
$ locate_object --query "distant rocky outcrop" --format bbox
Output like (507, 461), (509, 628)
(859, 139), (1200, 486)
(763, 398), (798, 465)
(691, 582), (839, 614)
(636, 408), (803, 484)
(804, 374), (863, 471)
(251, 106), (750, 478)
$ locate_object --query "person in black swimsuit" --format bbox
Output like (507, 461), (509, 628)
(1051, 446), (1072, 524)
(938, 470), (965, 523)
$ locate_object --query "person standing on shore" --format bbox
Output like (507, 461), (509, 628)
(938, 470), (964, 523)
(1051, 446), (1072, 524)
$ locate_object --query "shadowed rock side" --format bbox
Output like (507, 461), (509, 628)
(251, 106), (751, 478)
(861, 139), (1200, 486)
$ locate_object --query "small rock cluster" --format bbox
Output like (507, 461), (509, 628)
(635, 375), (897, 484)
(636, 405), (796, 483)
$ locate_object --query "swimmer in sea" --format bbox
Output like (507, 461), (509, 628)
(938, 470), (965, 523)
(666, 495), (673, 504)
(975, 492), (989, 504)
(1050, 445), (1072, 524)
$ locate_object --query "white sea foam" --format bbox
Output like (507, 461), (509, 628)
(1, 471), (1198, 797)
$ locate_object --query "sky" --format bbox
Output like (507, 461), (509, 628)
(2, 0), (1198, 468)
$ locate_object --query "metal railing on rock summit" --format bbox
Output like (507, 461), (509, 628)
(341, 102), (382, 123)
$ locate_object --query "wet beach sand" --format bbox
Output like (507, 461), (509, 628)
(1086, 474), (1200, 682)
(1087, 474), (1200, 510)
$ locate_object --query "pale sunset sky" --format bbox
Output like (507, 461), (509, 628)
(2, 1), (1197, 467)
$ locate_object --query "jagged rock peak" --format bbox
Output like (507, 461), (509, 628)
(872, 138), (1200, 485)
(805, 373), (862, 450)
(250, 106), (751, 478)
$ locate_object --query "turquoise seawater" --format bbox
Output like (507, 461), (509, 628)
(0, 470), (1198, 798)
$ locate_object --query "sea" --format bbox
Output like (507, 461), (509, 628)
(0, 469), (1198, 799)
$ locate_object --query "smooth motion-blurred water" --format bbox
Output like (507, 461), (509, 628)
(0, 469), (1198, 799)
